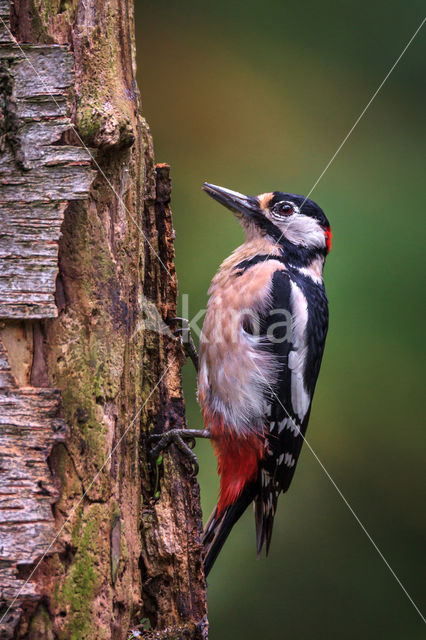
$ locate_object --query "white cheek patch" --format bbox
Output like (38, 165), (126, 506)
(281, 214), (326, 250)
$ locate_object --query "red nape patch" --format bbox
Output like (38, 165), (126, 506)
(324, 227), (332, 253)
(212, 430), (265, 517)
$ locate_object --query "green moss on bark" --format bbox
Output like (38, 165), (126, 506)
(31, 0), (79, 37)
(55, 504), (110, 640)
(49, 199), (127, 499)
(29, 604), (54, 640)
(74, 8), (135, 148)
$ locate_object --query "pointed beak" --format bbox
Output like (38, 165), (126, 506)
(202, 183), (259, 219)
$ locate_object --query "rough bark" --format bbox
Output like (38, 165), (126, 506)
(0, 2), (207, 639)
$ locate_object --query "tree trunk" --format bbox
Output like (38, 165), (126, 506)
(0, 2), (207, 639)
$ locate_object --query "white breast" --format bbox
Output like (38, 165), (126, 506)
(198, 258), (285, 436)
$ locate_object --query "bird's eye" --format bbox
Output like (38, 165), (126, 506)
(275, 202), (294, 216)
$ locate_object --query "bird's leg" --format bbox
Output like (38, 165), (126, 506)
(149, 428), (210, 476)
(173, 317), (199, 373)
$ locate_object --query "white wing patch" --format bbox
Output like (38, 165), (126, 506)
(289, 281), (311, 422)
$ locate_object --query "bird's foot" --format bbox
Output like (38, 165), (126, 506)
(173, 317), (199, 372)
(149, 428), (210, 476)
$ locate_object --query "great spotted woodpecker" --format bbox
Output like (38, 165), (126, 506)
(150, 183), (331, 577)
(199, 184), (331, 576)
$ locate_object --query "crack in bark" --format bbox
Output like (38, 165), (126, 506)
(0, 1), (208, 638)
(0, 60), (22, 168)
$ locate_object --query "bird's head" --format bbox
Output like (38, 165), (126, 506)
(203, 183), (332, 262)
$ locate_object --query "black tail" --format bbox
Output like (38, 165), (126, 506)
(254, 492), (278, 556)
(254, 470), (280, 556)
(202, 485), (255, 577)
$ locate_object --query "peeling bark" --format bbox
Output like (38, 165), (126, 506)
(0, 19), (94, 318)
(0, 1), (207, 639)
(0, 344), (67, 638)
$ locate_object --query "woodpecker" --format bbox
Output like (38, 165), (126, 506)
(198, 183), (331, 576)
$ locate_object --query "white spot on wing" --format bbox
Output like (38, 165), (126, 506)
(277, 419), (287, 433)
(262, 470), (271, 486)
(276, 417), (301, 436)
(284, 453), (295, 467)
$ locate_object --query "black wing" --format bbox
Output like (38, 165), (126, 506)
(255, 269), (328, 553)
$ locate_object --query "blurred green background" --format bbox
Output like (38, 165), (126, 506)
(135, 2), (426, 638)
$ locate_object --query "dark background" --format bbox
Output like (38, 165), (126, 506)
(135, 2), (426, 638)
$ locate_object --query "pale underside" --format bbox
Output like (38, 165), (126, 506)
(198, 238), (314, 437)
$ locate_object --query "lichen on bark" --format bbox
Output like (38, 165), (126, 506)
(0, 1), (207, 639)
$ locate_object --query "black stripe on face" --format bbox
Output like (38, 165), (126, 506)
(248, 211), (284, 242)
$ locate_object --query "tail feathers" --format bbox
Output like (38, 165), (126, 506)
(255, 470), (280, 556)
(202, 485), (255, 577)
(254, 493), (277, 556)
